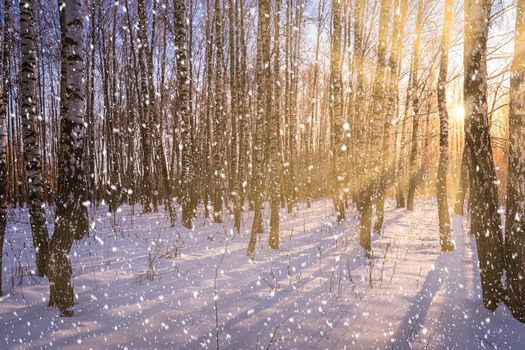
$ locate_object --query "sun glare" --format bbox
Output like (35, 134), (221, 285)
(452, 105), (465, 122)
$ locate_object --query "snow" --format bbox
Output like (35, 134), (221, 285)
(1, 200), (524, 349)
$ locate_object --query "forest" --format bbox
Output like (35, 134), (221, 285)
(0, 0), (525, 348)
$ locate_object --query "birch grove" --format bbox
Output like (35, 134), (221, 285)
(0, 0), (523, 328)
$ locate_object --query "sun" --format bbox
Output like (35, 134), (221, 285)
(451, 105), (465, 122)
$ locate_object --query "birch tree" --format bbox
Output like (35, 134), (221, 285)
(202, 0), (214, 218)
(464, 0), (505, 310)
(20, 0), (49, 277)
(248, 0), (270, 257)
(436, 0), (454, 251)
(174, 0), (195, 229)
(374, 0), (408, 232)
(140, 1), (175, 225)
(213, 0), (225, 223)
(268, 0), (282, 249)
(505, 0), (525, 322)
(136, 0), (153, 213)
(0, 19), (6, 296)
(330, 0), (346, 223)
(48, 0), (88, 316)
(284, 0), (302, 213)
(306, 0), (326, 209)
(359, 0), (391, 253)
(353, 0), (369, 234)
(406, 0), (424, 211)
(235, 0), (249, 231)
(229, 0), (241, 233)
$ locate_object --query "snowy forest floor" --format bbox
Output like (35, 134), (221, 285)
(0, 199), (524, 349)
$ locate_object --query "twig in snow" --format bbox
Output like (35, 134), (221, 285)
(423, 310), (444, 349)
(368, 253), (375, 289)
(346, 255), (357, 295)
(88, 251), (98, 288)
(265, 312), (297, 350)
(476, 336), (496, 349)
(389, 241), (401, 285)
(379, 242), (392, 288)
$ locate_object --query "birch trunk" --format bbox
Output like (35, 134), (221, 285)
(358, 0), (391, 253)
(229, 0), (240, 232)
(374, 0), (408, 232)
(213, 0), (225, 223)
(505, 0), (525, 321)
(48, 0), (88, 316)
(394, 83), (411, 208)
(174, 0), (195, 228)
(20, 0), (49, 277)
(235, 0), (249, 231)
(202, 0), (214, 218)
(406, 0), (424, 211)
(307, 0), (325, 209)
(330, 0), (346, 223)
(136, 0), (153, 213)
(0, 15), (6, 295)
(464, 0), (505, 310)
(436, 0), (454, 251)
(247, 0), (270, 257)
(352, 0), (365, 178)
(140, 0), (175, 225)
(87, 1), (96, 204)
(268, 0), (282, 249)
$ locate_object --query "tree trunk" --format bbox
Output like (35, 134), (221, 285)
(87, 1), (96, 205)
(436, 0), (454, 251)
(136, 0), (153, 213)
(352, 0), (367, 200)
(268, 0), (282, 249)
(20, 0), (49, 277)
(307, 0), (325, 209)
(0, 4), (7, 294)
(394, 80), (412, 208)
(213, 0), (225, 223)
(464, 0), (505, 311)
(374, 0), (408, 232)
(406, 0), (424, 211)
(353, 0), (369, 244)
(283, 0), (291, 210)
(330, 0), (346, 223)
(139, 0), (175, 225)
(124, 0), (143, 207)
(284, 0), (302, 214)
(202, 0), (214, 219)
(358, 0), (391, 253)
(229, 0), (240, 232)
(504, 0), (525, 322)
(174, 0), (195, 229)
(247, 0), (270, 257)
(48, 0), (88, 316)
(235, 0), (249, 231)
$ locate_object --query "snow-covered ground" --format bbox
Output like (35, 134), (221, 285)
(0, 199), (524, 349)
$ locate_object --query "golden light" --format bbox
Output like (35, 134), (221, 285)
(451, 105), (464, 122)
